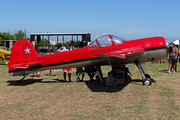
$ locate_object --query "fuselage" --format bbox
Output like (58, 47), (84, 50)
(8, 35), (167, 76)
(34, 36), (166, 68)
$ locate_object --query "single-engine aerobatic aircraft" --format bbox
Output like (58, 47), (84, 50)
(8, 35), (167, 85)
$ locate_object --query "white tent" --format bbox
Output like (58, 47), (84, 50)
(172, 40), (180, 45)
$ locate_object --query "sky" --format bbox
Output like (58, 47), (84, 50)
(0, 0), (180, 42)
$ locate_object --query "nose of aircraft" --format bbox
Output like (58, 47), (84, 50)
(139, 37), (166, 49)
(147, 37), (166, 49)
(156, 37), (166, 47)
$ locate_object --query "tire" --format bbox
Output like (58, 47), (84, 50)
(142, 78), (152, 86)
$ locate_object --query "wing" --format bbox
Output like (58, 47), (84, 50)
(96, 47), (144, 59)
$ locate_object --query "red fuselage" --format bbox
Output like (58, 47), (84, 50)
(8, 35), (167, 76)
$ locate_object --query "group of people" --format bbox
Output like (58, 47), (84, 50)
(36, 50), (56, 77)
(76, 66), (103, 82)
(36, 46), (71, 81)
(57, 41), (86, 81)
(167, 43), (179, 73)
(53, 45), (104, 82)
(105, 64), (127, 87)
(35, 41), (180, 85)
(36, 45), (129, 86)
(57, 46), (72, 82)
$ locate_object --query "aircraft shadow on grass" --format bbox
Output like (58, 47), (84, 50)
(7, 77), (64, 86)
(7, 75), (132, 92)
(84, 75), (132, 93)
(85, 75), (156, 93)
(159, 69), (180, 73)
(6, 75), (155, 91)
(159, 70), (169, 73)
(7, 79), (44, 86)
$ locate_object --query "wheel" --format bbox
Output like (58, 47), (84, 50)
(142, 78), (152, 86)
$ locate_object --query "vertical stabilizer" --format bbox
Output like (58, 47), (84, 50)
(8, 40), (39, 72)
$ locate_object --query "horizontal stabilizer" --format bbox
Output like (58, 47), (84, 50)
(10, 61), (42, 69)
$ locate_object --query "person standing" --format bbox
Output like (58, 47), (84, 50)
(167, 43), (178, 73)
(57, 46), (72, 82)
(174, 44), (179, 72)
(95, 65), (103, 81)
(49, 50), (56, 76)
(36, 53), (41, 77)
(76, 67), (85, 81)
(85, 66), (96, 81)
(70, 40), (75, 50)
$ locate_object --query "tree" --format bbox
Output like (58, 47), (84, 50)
(0, 32), (15, 45)
(0, 37), (3, 46)
(0, 30), (27, 45)
(35, 39), (51, 46)
(15, 30), (26, 40)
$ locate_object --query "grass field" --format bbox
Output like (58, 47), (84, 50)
(0, 59), (180, 120)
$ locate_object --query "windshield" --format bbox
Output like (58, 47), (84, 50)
(111, 35), (125, 44)
(88, 35), (125, 47)
(96, 35), (112, 47)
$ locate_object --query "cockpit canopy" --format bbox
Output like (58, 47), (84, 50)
(88, 35), (125, 47)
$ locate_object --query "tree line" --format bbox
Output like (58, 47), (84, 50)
(0, 30), (83, 47)
(0, 30), (27, 46)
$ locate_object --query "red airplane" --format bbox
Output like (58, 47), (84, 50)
(8, 35), (167, 85)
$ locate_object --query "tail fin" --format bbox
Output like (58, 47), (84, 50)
(8, 40), (39, 71)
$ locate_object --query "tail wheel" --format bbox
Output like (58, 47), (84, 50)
(142, 78), (152, 86)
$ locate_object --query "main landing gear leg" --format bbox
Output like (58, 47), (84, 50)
(19, 74), (29, 82)
(135, 63), (152, 86)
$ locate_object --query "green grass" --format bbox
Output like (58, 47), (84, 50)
(0, 59), (180, 119)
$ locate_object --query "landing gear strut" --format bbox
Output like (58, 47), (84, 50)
(136, 63), (152, 86)
(19, 74), (29, 82)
